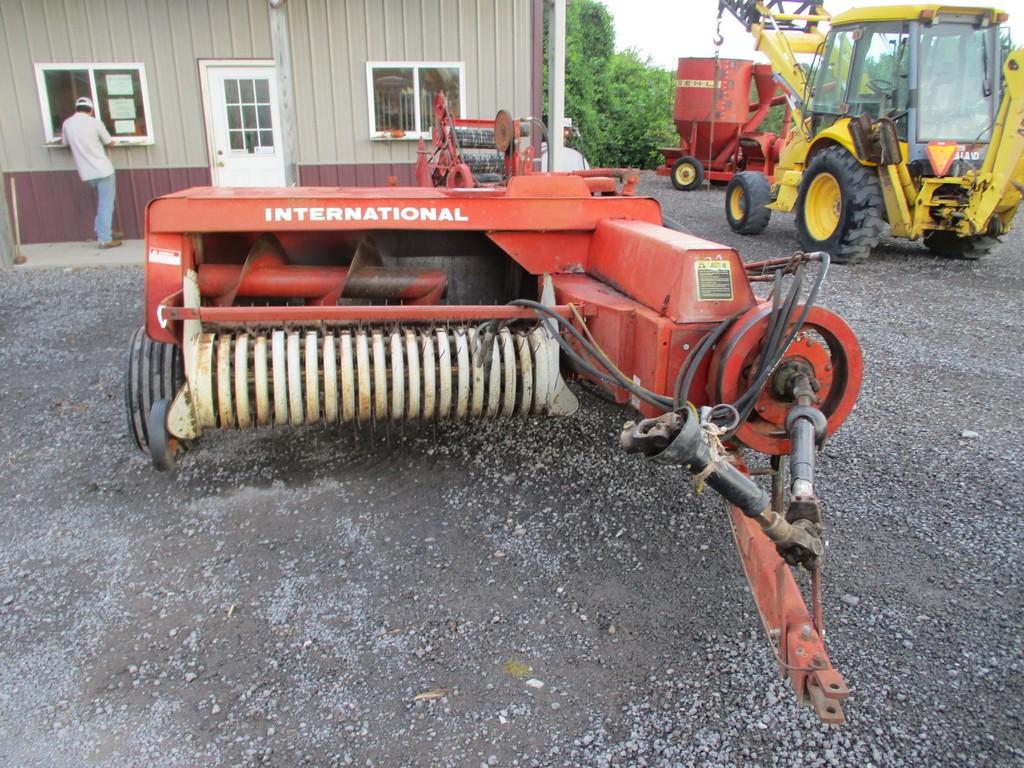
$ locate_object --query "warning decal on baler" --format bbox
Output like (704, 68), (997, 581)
(695, 259), (733, 301)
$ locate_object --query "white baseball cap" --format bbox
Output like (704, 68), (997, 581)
(75, 96), (94, 109)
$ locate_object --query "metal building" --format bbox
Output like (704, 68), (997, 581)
(0, 0), (541, 243)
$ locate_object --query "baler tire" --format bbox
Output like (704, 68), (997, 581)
(795, 147), (885, 264)
(922, 231), (1002, 260)
(147, 399), (178, 472)
(125, 326), (185, 454)
(671, 156), (705, 191)
(725, 172), (772, 235)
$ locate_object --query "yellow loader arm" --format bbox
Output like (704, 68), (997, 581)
(968, 49), (1024, 236)
(717, 1), (829, 129)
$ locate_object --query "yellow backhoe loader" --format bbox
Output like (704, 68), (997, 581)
(719, 1), (1024, 262)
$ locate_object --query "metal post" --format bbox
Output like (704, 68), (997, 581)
(269, 0), (298, 186)
(548, 0), (566, 172)
(0, 170), (21, 267)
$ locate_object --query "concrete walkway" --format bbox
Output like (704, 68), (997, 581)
(11, 239), (144, 269)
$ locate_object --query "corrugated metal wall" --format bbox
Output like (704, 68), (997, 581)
(0, 0), (272, 173)
(0, 0), (532, 173)
(288, 0), (533, 167)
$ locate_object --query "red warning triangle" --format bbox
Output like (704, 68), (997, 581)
(926, 141), (958, 177)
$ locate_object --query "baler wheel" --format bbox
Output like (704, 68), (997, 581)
(725, 172), (772, 234)
(922, 231), (1002, 260)
(671, 156), (704, 191)
(795, 147), (885, 264)
(124, 326), (185, 454)
(147, 399), (178, 472)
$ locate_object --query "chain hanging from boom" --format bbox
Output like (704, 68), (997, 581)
(706, 7), (725, 190)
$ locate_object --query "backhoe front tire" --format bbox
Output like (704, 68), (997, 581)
(725, 172), (772, 235)
(922, 231), (1001, 260)
(671, 156), (705, 191)
(795, 147), (885, 264)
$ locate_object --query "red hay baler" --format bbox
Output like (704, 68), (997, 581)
(128, 168), (861, 723)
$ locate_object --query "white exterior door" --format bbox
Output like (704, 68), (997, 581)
(203, 64), (286, 187)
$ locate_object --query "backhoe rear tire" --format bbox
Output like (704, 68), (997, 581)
(725, 172), (772, 235)
(922, 231), (1001, 260)
(795, 147), (886, 264)
(125, 326), (185, 454)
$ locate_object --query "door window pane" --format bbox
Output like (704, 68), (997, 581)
(227, 105), (241, 129)
(241, 105), (257, 130)
(257, 105), (271, 129)
(259, 130), (274, 147)
(846, 26), (910, 129)
(229, 130), (244, 150)
(224, 79), (240, 104)
(254, 78), (269, 102)
(240, 79), (255, 103)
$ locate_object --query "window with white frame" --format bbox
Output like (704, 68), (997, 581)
(366, 62), (465, 139)
(35, 63), (154, 145)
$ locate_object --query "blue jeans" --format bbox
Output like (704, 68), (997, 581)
(86, 174), (116, 243)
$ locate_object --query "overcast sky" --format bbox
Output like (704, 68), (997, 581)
(600, 0), (1024, 68)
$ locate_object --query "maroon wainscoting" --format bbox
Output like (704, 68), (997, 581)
(298, 163), (417, 188)
(3, 164), (425, 244)
(3, 167), (210, 244)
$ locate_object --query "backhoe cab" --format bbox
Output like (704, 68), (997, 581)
(719, 2), (1024, 262)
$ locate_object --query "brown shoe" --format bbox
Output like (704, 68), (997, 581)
(98, 240), (123, 249)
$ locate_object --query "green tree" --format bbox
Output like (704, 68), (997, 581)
(545, 0), (676, 169)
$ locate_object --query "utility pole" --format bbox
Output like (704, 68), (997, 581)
(269, 0), (298, 186)
(548, 0), (566, 172)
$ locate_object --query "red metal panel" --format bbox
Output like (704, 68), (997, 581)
(676, 58), (753, 125)
(165, 305), (571, 324)
(146, 189), (663, 234)
(144, 230), (187, 344)
(587, 220), (757, 323)
(550, 273), (719, 415)
(487, 232), (591, 274)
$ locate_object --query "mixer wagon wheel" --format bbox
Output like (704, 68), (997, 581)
(124, 326), (185, 454)
(922, 231), (1002, 260)
(795, 147), (885, 264)
(671, 155), (705, 191)
(725, 172), (772, 234)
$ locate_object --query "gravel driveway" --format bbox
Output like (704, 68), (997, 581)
(1, 172), (1022, 767)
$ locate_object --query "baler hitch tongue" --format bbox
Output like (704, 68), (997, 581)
(621, 405), (850, 723)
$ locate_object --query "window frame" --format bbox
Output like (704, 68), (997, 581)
(365, 60), (467, 140)
(34, 62), (155, 146)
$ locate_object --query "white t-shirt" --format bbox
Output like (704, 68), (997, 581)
(61, 112), (115, 181)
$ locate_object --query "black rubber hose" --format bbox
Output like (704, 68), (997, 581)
(672, 311), (743, 410)
(510, 300), (674, 410)
(729, 256), (830, 433)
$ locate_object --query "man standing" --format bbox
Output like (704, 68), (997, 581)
(62, 96), (120, 249)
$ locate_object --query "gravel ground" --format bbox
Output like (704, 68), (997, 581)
(1, 172), (1022, 767)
